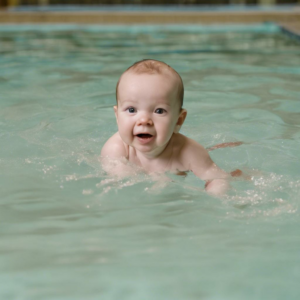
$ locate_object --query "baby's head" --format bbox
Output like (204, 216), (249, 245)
(114, 60), (187, 154)
(116, 59), (184, 111)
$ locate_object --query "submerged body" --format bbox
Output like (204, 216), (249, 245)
(102, 59), (232, 195)
(102, 131), (229, 194)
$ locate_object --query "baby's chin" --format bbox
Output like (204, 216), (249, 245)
(133, 143), (169, 157)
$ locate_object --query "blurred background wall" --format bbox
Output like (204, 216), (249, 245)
(2, 0), (300, 6)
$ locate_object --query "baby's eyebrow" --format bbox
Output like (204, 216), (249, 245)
(158, 103), (171, 107)
(119, 100), (172, 108)
(119, 99), (137, 105)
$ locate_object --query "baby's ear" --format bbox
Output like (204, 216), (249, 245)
(113, 106), (118, 123)
(174, 109), (187, 133)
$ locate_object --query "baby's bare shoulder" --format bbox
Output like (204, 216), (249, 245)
(174, 134), (207, 157)
(101, 132), (127, 158)
(173, 134), (213, 173)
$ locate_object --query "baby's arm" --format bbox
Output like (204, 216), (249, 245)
(101, 133), (134, 177)
(181, 137), (229, 195)
(101, 132), (126, 158)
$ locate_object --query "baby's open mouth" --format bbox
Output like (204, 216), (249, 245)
(137, 134), (153, 138)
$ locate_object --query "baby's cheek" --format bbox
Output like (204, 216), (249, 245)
(117, 122), (130, 141)
(158, 125), (172, 142)
(118, 118), (131, 130)
(161, 118), (174, 134)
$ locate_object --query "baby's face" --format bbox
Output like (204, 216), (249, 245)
(114, 71), (184, 158)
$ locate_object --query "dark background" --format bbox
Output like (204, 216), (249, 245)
(2, 0), (299, 6)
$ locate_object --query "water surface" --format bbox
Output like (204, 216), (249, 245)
(0, 24), (300, 300)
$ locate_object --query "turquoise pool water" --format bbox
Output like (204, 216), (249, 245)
(0, 24), (300, 300)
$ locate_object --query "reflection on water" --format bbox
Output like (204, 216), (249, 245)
(0, 25), (300, 300)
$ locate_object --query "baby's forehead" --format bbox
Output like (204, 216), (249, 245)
(119, 72), (180, 98)
(116, 60), (183, 109)
(118, 72), (181, 109)
(121, 69), (179, 85)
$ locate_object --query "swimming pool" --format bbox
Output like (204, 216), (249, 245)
(0, 23), (300, 300)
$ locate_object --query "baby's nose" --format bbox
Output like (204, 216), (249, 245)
(137, 114), (153, 126)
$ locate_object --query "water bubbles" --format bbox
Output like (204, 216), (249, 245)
(82, 189), (93, 195)
(225, 171), (298, 219)
(65, 174), (78, 181)
(25, 158), (32, 164)
(42, 164), (57, 174)
(289, 180), (300, 188)
(253, 173), (283, 187)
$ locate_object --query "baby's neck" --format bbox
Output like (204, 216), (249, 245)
(130, 140), (173, 173)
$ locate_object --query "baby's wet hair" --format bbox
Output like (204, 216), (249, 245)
(116, 59), (184, 109)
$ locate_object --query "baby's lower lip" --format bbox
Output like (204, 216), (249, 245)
(136, 134), (154, 144)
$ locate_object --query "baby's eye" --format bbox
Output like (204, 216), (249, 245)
(155, 108), (166, 114)
(127, 107), (136, 113)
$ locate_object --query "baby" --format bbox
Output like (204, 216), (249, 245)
(101, 59), (240, 195)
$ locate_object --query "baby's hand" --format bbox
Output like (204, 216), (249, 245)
(205, 178), (228, 195)
(205, 169), (250, 195)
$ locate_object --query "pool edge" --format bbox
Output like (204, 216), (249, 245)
(279, 22), (300, 40)
(0, 10), (299, 25)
